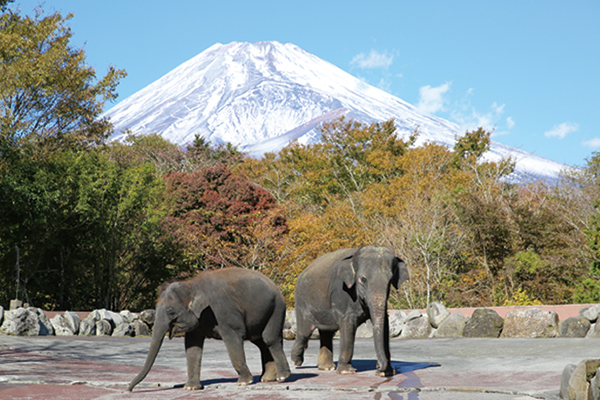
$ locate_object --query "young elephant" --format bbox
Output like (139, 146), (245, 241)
(128, 268), (290, 391)
(292, 246), (408, 377)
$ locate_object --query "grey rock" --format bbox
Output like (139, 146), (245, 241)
(51, 314), (75, 336)
(400, 315), (433, 339)
(500, 308), (559, 338)
(112, 322), (135, 337)
(356, 319), (373, 338)
(283, 309), (296, 340)
(433, 312), (466, 338)
(120, 310), (139, 323)
(426, 302), (450, 328)
(590, 367), (600, 400)
(0, 308), (40, 336)
(28, 307), (54, 336)
(580, 306), (600, 323)
(86, 310), (102, 322)
(9, 299), (23, 310)
(134, 320), (150, 337)
(463, 309), (504, 338)
(64, 311), (81, 334)
(559, 316), (591, 338)
(389, 310), (407, 338)
(79, 318), (96, 336)
(559, 364), (577, 399)
(140, 309), (156, 326)
(0, 305), (4, 326)
(96, 319), (113, 336)
(588, 323), (600, 339)
(99, 309), (124, 326)
(405, 310), (422, 322)
(567, 359), (600, 400)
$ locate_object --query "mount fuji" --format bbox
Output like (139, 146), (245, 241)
(104, 41), (567, 181)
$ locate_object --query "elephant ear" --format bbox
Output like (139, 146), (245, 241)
(165, 282), (192, 320)
(392, 257), (409, 290)
(188, 294), (209, 320)
(339, 252), (357, 289)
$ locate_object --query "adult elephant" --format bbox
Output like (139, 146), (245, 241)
(128, 268), (290, 391)
(291, 246), (408, 377)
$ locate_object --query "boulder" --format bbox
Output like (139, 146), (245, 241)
(580, 306), (600, 323)
(400, 315), (433, 339)
(96, 319), (113, 336)
(588, 323), (600, 339)
(86, 310), (102, 322)
(559, 316), (591, 338)
(9, 299), (22, 310)
(560, 364), (577, 399)
(356, 320), (373, 338)
(463, 309), (504, 338)
(590, 367), (600, 400)
(99, 309), (124, 326)
(433, 312), (466, 338)
(566, 359), (600, 400)
(0, 308), (40, 336)
(140, 309), (156, 326)
(120, 310), (139, 323)
(64, 311), (81, 334)
(283, 309), (296, 340)
(389, 310), (407, 338)
(134, 320), (151, 337)
(79, 318), (96, 336)
(500, 308), (559, 338)
(405, 310), (422, 322)
(112, 322), (135, 337)
(51, 314), (75, 336)
(28, 307), (54, 336)
(0, 305), (4, 326)
(426, 302), (450, 328)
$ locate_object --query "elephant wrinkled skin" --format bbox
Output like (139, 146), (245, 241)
(291, 246), (409, 377)
(128, 268), (290, 391)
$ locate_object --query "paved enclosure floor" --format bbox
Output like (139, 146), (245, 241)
(1, 335), (597, 399)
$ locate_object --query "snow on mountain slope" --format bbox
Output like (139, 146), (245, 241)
(104, 41), (568, 181)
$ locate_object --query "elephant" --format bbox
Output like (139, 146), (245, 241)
(291, 246), (408, 377)
(128, 267), (291, 391)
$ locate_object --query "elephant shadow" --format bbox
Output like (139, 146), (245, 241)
(341, 360), (440, 374)
(170, 372), (319, 387)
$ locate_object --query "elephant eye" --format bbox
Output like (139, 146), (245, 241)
(359, 276), (368, 285)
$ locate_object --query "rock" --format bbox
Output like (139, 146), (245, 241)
(567, 359), (600, 400)
(283, 309), (296, 340)
(400, 315), (433, 339)
(500, 308), (559, 338)
(405, 310), (422, 322)
(134, 320), (150, 337)
(0, 308), (40, 336)
(51, 314), (75, 336)
(590, 367), (600, 400)
(28, 307), (54, 336)
(99, 309), (124, 326)
(463, 309), (504, 338)
(588, 323), (600, 339)
(0, 305), (4, 326)
(140, 309), (156, 326)
(426, 302), (450, 328)
(9, 299), (23, 310)
(580, 306), (600, 323)
(79, 318), (96, 336)
(560, 364), (577, 399)
(356, 320), (373, 338)
(96, 319), (113, 336)
(86, 310), (102, 322)
(112, 322), (135, 337)
(389, 310), (407, 338)
(559, 316), (591, 338)
(433, 312), (466, 338)
(120, 310), (139, 323)
(64, 311), (81, 334)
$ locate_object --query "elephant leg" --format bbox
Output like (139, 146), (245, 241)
(252, 339), (278, 382)
(221, 329), (254, 385)
(317, 330), (336, 371)
(291, 312), (313, 367)
(336, 321), (357, 374)
(184, 330), (205, 390)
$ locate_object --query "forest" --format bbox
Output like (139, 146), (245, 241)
(2, 9), (600, 312)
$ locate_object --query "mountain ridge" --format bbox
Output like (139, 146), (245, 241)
(103, 41), (568, 181)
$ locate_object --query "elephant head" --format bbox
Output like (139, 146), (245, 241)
(128, 281), (205, 391)
(341, 246), (408, 375)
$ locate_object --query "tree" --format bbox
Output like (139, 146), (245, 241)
(1, 0), (14, 12)
(0, 9), (125, 158)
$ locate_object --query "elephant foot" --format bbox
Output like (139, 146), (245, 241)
(277, 371), (291, 382)
(260, 362), (278, 382)
(375, 368), (395, 377)
(184, 382), (204, 390)
(237, 375), (254, 386)
(317, 347), (335, 371)
(291, 354), (304, 367)
(317, 362), (335, 371)
(336, 363), (356, 374)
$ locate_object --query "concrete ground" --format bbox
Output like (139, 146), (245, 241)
(0, 334), (596, 399)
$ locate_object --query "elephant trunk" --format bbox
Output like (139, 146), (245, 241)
(128, 316), (170, 391)
(369, 294), (393, 376)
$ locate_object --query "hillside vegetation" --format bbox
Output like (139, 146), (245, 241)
(2, 9), (599, 311)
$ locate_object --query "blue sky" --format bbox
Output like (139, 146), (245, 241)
(12, 1), (600, 167)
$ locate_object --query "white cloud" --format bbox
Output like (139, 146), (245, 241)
(416, 82), (451, 115)
(506, 117), (515, 129)
(544, 122), (580, 139)
(451, 103), (505, 132)
(351, 50), (393, 69)
(583, 138), (600, 148)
